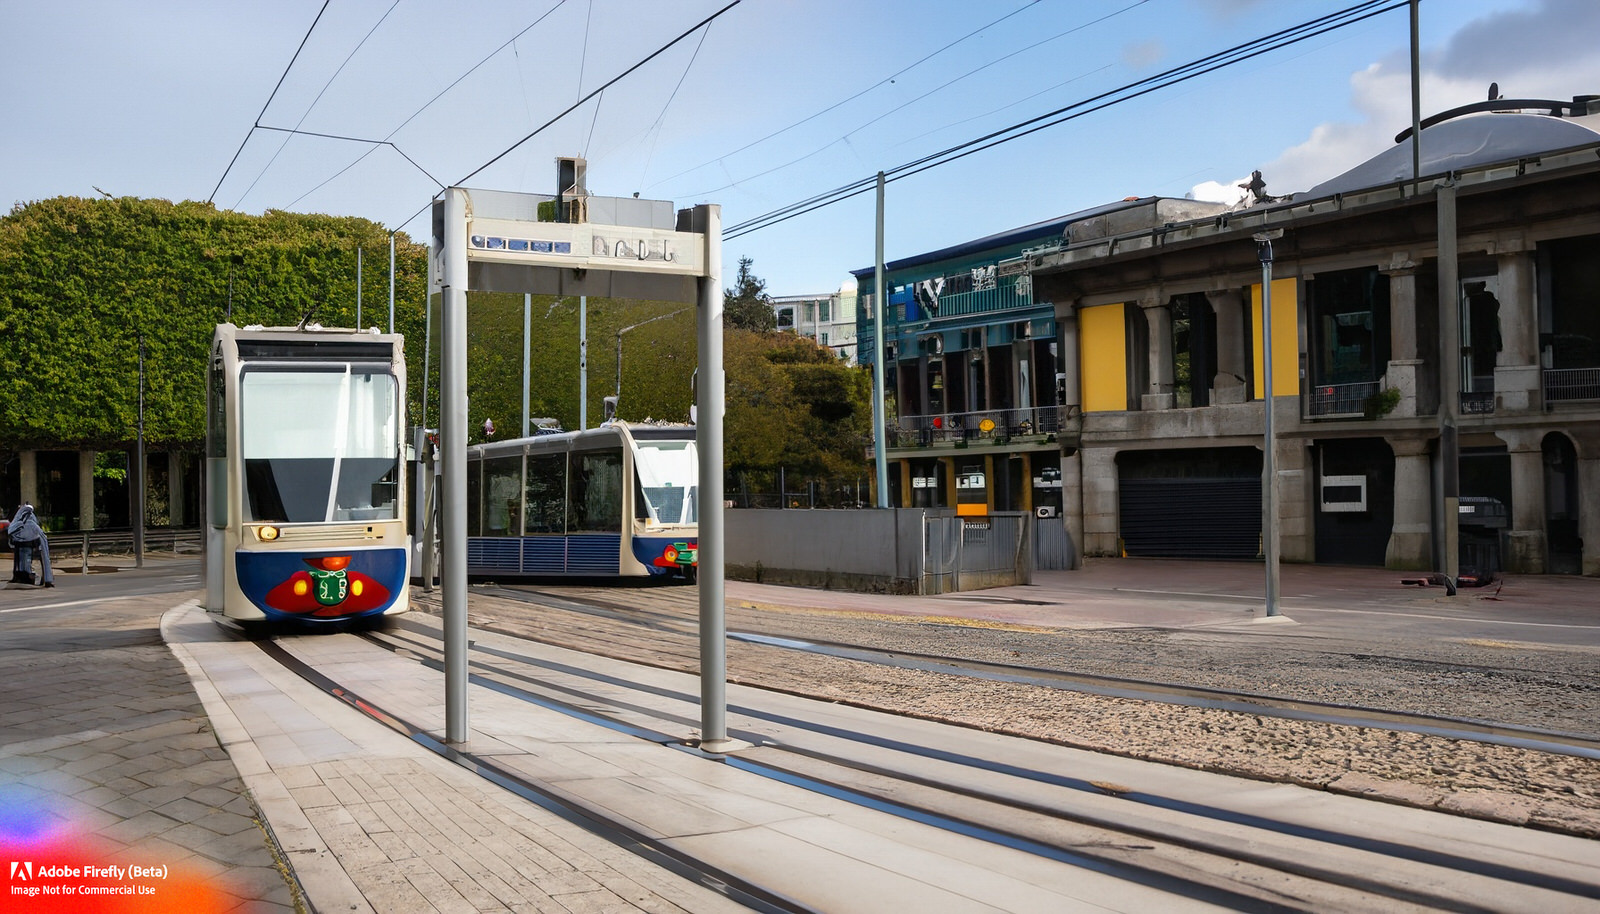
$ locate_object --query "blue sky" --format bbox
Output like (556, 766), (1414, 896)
(4, 0), (1596, 296)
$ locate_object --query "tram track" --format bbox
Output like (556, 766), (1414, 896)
(256, 619), (1600, 913)
(452, 583), (1600, 761)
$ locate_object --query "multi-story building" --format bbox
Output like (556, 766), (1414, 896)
(852, 202), (1221, 569)
(772, 283), (859, 362)
(1022, 95), (1600, 577)
(855, 94), (1600, 578)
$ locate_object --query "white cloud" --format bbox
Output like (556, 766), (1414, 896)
(1190, 177), (1249, 205)
(1192, 0), (1600, 199)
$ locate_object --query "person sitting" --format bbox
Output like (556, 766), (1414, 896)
(9, 504), (54, 588)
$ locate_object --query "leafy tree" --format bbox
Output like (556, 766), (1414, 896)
(0, 196), (430, 454)
(723, 329), (870, 479)
(723, 256), (775, 333)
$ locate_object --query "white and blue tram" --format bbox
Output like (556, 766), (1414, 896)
(204, 323), (410, 624)
(466, 422), (698, 580)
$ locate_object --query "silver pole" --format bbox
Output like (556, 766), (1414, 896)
(134, 334), (146, 569)
(356, 247), (363, 329)
(1255, 233), (1280, 617)
(1410, 0), (1422, 197)
(388, 232), (396, 334)
(692, 204), (727, 747)
(1438, 181), (1460, 587)
(442, 188), (470, 743)
(872, 172), (889, 508)
(523, 293), (532, 438)
(580, 295), (588, 430)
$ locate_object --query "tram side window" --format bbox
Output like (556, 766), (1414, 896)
(568, 449), (623, 533)
(467, 459), (482, 536)
(524, 454), (566, 534)
(483, 455), (523, 536)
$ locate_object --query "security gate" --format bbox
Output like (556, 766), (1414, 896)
(923, 512), (1031, 594)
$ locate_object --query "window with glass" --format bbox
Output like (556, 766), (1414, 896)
(240, 364), (398, 523)
(483, 455), (523, 536)
(568, 448), (623, 533)
(633, 439), (698, 525)
(1309, 268), (1390, 385)
(524, 454), (566, 534)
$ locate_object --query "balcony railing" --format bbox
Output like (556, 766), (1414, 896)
(887, 406), (1060, 446)
(1545, 367), (1600, 402)
(1308, 380), (1379, 417)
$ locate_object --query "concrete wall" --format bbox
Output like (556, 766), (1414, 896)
(726, 508), (927, 593)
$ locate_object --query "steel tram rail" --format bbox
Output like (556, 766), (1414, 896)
(453, 584), (1600, 761)
(340, 621), (1600, 911)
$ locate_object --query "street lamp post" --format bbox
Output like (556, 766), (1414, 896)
(615, 307), (689, 404)
(1254, 230), (1283, 618)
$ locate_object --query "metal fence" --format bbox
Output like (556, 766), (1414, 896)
(1545, 367), (1600, 402)
(892, 406), (1060, 446)
(1307, 380), (1379, 417)
(922, 512), (1031, 594)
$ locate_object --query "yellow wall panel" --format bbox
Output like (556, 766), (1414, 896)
(1250, 278), (1300, 398)
(1079, 303), (1127, 412)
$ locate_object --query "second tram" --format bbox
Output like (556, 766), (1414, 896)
(204, 322), (410, 624)
(465, 422), (699, 580)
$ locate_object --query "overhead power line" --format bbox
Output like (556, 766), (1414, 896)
(651, 0), (1048, 192)
(209, 1), (330, 204)
(721, 0), (1403, 241)
(232, 0), (403, 210)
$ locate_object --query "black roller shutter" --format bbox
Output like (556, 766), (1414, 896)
(1120, 477), (1261, 559)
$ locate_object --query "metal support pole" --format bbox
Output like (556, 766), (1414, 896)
(1255, 233), (1280, 617)
(523, 293), (532, 438)
(1409, 0), (1422, 197)
(872, 172), (889, 508)
(580, 295), (588, 430)
(388, 232), (396, 334)
(441, 188), (470, 743)
(356, 247), (364, 329)
(134, 334), (146, 569)
(692, 204), (728, 748)
(1438, 181), (1460, 587)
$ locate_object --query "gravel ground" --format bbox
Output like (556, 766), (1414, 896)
(455, 588), (1600, 839)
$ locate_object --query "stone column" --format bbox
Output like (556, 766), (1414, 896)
(1057, 309), (1080, 410)
(1493, 251), (1541, 412)
(1140, 297), (1175, 411)
(1060, 449), (1084, 569)
(168, 451), (186, 527)
(1277, 435), (1313, 563)
(79, 450), (96, 530)
(1580, 455), (1600, 577)
(1081, 446), (1120, 557)
(1205, 289), (1248, 404)
(1385, 437), (1433, 570)
(1498, 428), (1547, 574)
(19, 450), (38, 508)
(1382, 263), (1422, 418)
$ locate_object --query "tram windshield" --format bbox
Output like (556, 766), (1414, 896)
(633, 439), (698, 525)
(240, 364), (399, 523)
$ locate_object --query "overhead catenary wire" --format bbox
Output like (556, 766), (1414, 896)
(231, 0), (403, 210)
(721, 0), (1403, 241)
(636, 22), (713, 194)
(649, 0), (1049, 192)
(277, 1), (575, 218)
(682, 0), (1151, 202)
(208, 1), (330, 204)
(385, 0), (742, 233)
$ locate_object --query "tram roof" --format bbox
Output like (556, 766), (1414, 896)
(469, 421), (695, 457)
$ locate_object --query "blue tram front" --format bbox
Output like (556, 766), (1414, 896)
(205, 323), (410, 623)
